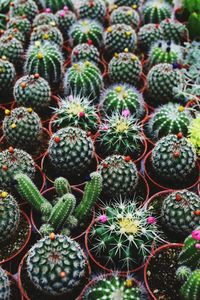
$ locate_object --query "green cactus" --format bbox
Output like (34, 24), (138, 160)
(138, 23), (161, 51)
(53, 95), (99, 133)
(104, 24), (137, 55)
(152, 134), (197, 183)
(0, 34), (23, 66)
(98, 154), (139, 198)
(159, 18), (188, 44)
(10, 0), (39, 21)
(3, 107), (42, 149)
(78, 0), (106, 23)
(0, 190), (20, 244)
(110, 6), (140, 29)
(100, 84), (145, 119)
(0, 56), (15, 93)
(14, 74), (51, 112)
(25, 41), (63, 85)
(3, 27), (25, 44)
(0, 267), (10, 300)
(55, 8), (76, 38)
(0, 148), (35, 189)
(147, 103), (192, 140)
(180, 270), (200, 300)
(71, 43), (100, 66)
(54, 177), (71, 197)
(176, 266), (192, 283)
(64, 61), (103, 101)
(188, 115), (200, 156)
(33, 11), (58, 27)
(69, 19), (103, 48)
(142, 0), (172, 24)
(48, 127), (94, 175)
(30, 24), (63, 48)
(108, 51), (142, 85)
(41, 0), (75, 13)
(179, 229), (200, 268)
(113, 0), (140, 5)
(26, 235), (86, 296)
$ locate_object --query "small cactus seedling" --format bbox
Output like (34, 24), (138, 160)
(55, 8), (76, 38)
(142, 0), (172, 24)
(159, 18), (188, 44)
(40, 0), (75, 13)
(10, 0), (39, 21)
(0, 56), (16, 93)
(0, 267), (10, 300)
(30, 24), (63, 48)
(3, 27), (25, 45)
(180, 270), (200, 300)
(110, 6), (140, 29)
(138, 23), (161, 51)
(33, 11), (58, 27)
(0, 34), (23, 66)
(78, 0), (107, 23)
(7, 16), (31, 37)
(71, 43), (100, 66)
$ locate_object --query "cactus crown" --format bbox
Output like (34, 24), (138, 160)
(30, 24), (63, 48)
(110, 6), (140, 29)
(71, 43), (100, 66)
(78, 0), (107, 22)
(142, 0), (172, 24)
(33, 12), (58, 27)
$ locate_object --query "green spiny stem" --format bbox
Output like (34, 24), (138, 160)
(181, 270), (200, 300)
(54, 177), (71, 197)
(179, 231), (200, 268)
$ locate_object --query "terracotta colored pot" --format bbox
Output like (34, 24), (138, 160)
(141, 115), (155, 147)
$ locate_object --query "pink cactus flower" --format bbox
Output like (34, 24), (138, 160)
(102, 125), (109, 131)
(79, 111), (85, 117)
(98, 215), (108, 223)
(68, 95), (73, 101)
(122, 109), (130, 117)
(45, 8), (51, 13)
(63, 6), (69, 12)
(60, 11), (65, 17)
(192, 230), (200, 241)
(195, 243), (200, 249)
(147, 216), (156, 224)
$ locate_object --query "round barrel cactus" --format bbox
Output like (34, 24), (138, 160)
(142, 0), (172, 24)
(7, 16), (31, 37)
(40, 0), (75, 13)
(33, 12), (58, 27)
(55, 8), (76, 38)
(78, 0), (107, 23)
(138, 23), (161, 51)
(0, 56), (16, 93)
(0, 34), (23, 66)
(3, 27), (25, 45)
(10, 0), (39, 21)
(160, 18), (188, 44)
(30, 24), (63, 48)
(71, 43), (100, 66)
(110, 6), (140, 29)
(0, 267), (10, 300)
(112, 0), (140, 5)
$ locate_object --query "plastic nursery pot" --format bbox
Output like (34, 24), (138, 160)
(144, 150), (200, 191)
(0, 210), (31, 267)
(144, 243), (184, 300)
(18, 250), (91, 300)
(30, 186), (95, 241)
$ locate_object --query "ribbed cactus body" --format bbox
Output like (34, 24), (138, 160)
(176, 266), (192, 283)
(181, 270), (200, 300)
(27, 235), (86, 295)
(33, 12), (58, 27)
(179, 232), (200, 268)
(149, 41), (182, 66)
(0, 268), (10, 300)
(71, 43), (100, 66)
(55, 9), (76, 37)
(78, 0), (106, 23)
(143, 0), (172, 24)
(7, 16), (31, 37)
(110, 6), (140, 29)
(0, 35), (23, 66)
(3, 28), (25, 44)
(0, 57), (15, 92)
(54, 177), (71, 197)
(113, 0), (140, 5)
(30, 25), (63, 48)
(10, 0), (39, 21)
(160, 19), (187, 44)
(138, 23), (161, 51)
(41, 0), (75, 13)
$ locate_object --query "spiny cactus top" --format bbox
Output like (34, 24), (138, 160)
(78, 0), (107, 23)
(30, 24), (63, 48)
(0, 34), (23, 66)
(3, 107), (42, 149)
(27, 235), (86, 296)
(7, 16), (31, 37)
(84, 275), (143, 299)
(48, 127), (94, 174)
(188, 115), (200, 156)
(108, 51), (142, 85)
(71, 43), (100, 66)
(138, 23), (161, 51)
(180, 269), (200, 300)
(0, 56), (16, 92)
(0, 190), (20, 244)
(64, 61), (103, 101)
(55, 8), (77, 37)
(98, 154), (139, 198)
(0, 267), (10, 300)
(112, 0), (140, 6)
(104, 24), (137, 55)
(142, 0), (172, 24)
(53, 95), (99, 133)
(69, 19), (103, 48)
(151, 134), (197, 182)
(25, 41), (63, 84)
(32, 12), (58, 27)
(100, 84), (145, 118)
(159, 18), (188, 44)
(3, 27), (26, 45)
(110, 6), (140, 29)
(148, 103), (192, 140)
(161, 190), (200, 235)
(10, 0), (39, 21)
(0, 148), (35, 188)
(41, 0), (75, 13)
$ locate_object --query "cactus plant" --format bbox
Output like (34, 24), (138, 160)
(151, 134), (197, 183)
(161, 190), (200, 235)
(142, 0), (172, 24)
(71, 43), (100, 66)
(0, 34), (23, 66)
(100, 84), (145, 119)
(69, 19), (103, 48)
(176, 266), (192, 283)
(55, 8), (76, 38)
(3, 107), (42, 149)
(0, 190), (20, 244)
(54, 177), (71, 197)
(0, 56), (15, 93)
(180, 269), (200, 300)
(52, 95), (99, 133)
(10, 0), (39, 21)
(25, 41), (63, 84)
(3, 27), (25, 44)
(0, 267), (10, 300)
(48, 127), (94, 175)
(112, 0), (140, 6)
(7, 16), (31, 37)
(30, 24), (63, 48)
(159, 18), (188, 44)
(147, 63), (183, 104)
(108, 51), (142, 85)
(78, 0), (107, 23)
(110, 6), (140, 29)
(33, 11), (58, 27)
(147, 103), (192, 140)
(104, 24), (137, 55)
(188, 115), (200, 156)
(40, 0), (75, 13)
(14, 74), (51, 112)
(26, 235), (86, 296)
(138, 23), (161, 51)
(64, 61), (103, 101)
(98, 154), (139, 198)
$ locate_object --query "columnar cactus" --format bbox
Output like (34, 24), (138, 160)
(41, 0), (75, 13)
(30, 25), (63, 48)
(0, 56), (16, 93)
(10, 0), (39, 21)
(110, 6), (140, 30)
(54, 177), (71, 197)
(53, 95), (99, 133)
(26, 235), (86, 295)
(142, 0), (172, 24)
(188, 115), (200, 156)
(7, 16), (31, 37)
(71, 43), (100, 66)
(151, 134), (197, 183)
(98, 155), (139, 198)
(104, 24), (137, 55)
(69, 19), (103, 48)
(149, 41), (182, 66)
(100, 84), (145, 118)
(33, 12), (58, 27)
(0, 267), (10, 300)
(0, 34), (23, 66)
(147, 63), (183, 103)
(108, 51), (142, 85)
(0, 148), (35, 188)
(180, 270), (200, 300)
(161, 190), (200, 235)
(78, 0), (107, 23)
(147, 103), (192, 140)
(159, 18), (188, 44)
(179, 229), (200, 268)
(138, 23), (161, 51)
(0, 190), (20, 243)
(25, 41), (63, 84)
(64, 61), (103, 101)
(48, 127), (94, 175)
(55, 8), (76, 37)
(3, 107), (42, 149)
(14, 74), (51, 112)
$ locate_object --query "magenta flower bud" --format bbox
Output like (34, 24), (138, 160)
(63, 6), (69, 12)
(46, 8), (51, 13)
(98, 214), (108, 223)
(60, 11), (65, 17)
(195, 243), (200, 249)
(102, 125), (109, 131)
(122, 109), (130, 117)
(68, 95), (73, 101)
(79, 111), (85, 117)
(192, 230), (200, 241)
(147, 216), (156, 224)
